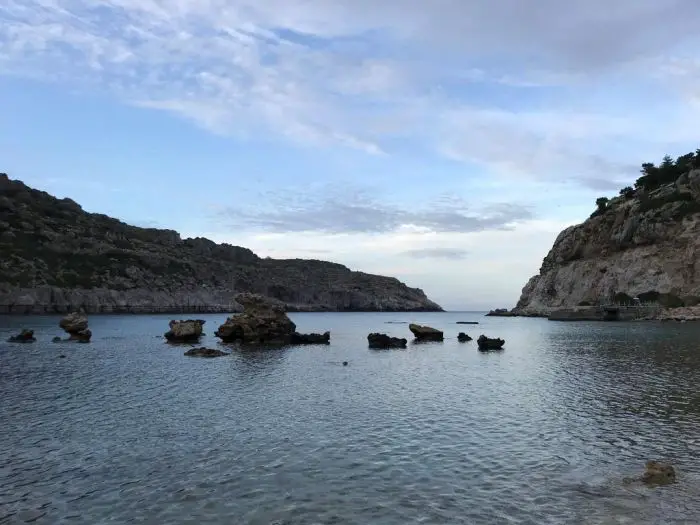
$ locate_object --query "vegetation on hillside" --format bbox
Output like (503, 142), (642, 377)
(591, 149), (700, 217)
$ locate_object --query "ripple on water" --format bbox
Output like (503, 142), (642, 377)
(1, 313), (700, 524)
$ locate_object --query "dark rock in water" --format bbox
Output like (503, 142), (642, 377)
(457, 332), (473, 342)
(215, 293), (299, 345)
(456, 321), (479, 325)
(477, 335), (505, 350)
(184, 347), (229, 358)
(409, 323), (444, 341)
(367, 333), (407, 349)
(52, 336), (62, 343)
(165, 319), (205, 343)
(343, 361), (348, 366)
(486, 308), (516, 317)
(290, 331), (331, 345)
(641, 461), (676, 485)
(59, 312), (92, 342)
(7, 329), (36, 343)
(59, 354), (66, 358)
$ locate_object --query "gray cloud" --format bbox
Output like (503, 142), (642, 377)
(402, 248), (469, 260)
(220, 186), (533, 234)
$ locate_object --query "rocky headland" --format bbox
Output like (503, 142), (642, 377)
(0, 173), (442, 314)
(513, 150), (700, 320)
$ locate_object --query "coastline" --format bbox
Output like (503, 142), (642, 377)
(502, 305), (700, 322)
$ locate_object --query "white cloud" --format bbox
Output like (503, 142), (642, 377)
(2, 0), (700, 185)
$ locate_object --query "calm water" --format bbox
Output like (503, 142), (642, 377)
(1, 312), (700, 524)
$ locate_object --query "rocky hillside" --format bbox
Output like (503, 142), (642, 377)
(0, 173), (442, 314)
(514, 150), (700, 316)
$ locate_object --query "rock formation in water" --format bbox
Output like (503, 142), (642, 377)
(164, 319), (205, 343)
(183, 347), (229, 358)
(514, 151), (700, 317)
(0, 173), (442, 314)
(457, 332), (472, 342)
(7, 329), (36, 343)
(59, 312), (92, 342)
(477, 335), (505, 350)
(367, 333), (408, 349)
(408, 323), (444, 342)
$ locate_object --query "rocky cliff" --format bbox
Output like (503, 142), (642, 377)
(514, 157), (700, 316)
(0, 173), (442, 313)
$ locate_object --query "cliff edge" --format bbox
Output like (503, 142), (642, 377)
(0, 173), (442, 313)
(514, 150), (700, 316)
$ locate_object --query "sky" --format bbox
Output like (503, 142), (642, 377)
(2, 1), (700, 310)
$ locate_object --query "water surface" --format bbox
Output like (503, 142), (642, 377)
(1, 312), (700, 524)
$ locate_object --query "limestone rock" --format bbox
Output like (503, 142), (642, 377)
(164, 319), (205, 343)
(477, 335), (505, 350)
(184, 347), (229, 358)
(367, 333), (407, 349)
(59, 312), (91, 342)
(513, 169), (700, 316)
(0, 174), (443, 314)
(457, 332), (472, 342)
(7, 329), (36, 343)
(215, 293), (297, 345)
(409, 323), (444, 341)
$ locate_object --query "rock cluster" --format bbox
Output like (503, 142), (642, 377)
(486, 308), (516, 317)
(0, 173), (442, 314)
(59, 312), (91, 342)
(409, 323), (444, 342)
(7, 329), (36, 343)
(215, 293), (331, 345)
(165, 319), (205, 343)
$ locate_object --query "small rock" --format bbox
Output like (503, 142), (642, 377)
(59, 354), (66, 358)
(343, 361), (348, 366)
(183, 347), (229, 358)
(457, 332), (472, 342)
(7, 329), (36, 343)
(367, 333), (407, 349)
(641, 461), (676, 485)
(456, 321), (479, 325)
(69, 329), (92, 343)
(477, 335), (505, 350)
(60, 312), (89, 333)
(409, 323), (444, 342)
(52, 336), (62, 343)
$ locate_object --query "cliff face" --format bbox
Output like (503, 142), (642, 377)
(0, 174), (442, 313)
(514, 169), (700, 316)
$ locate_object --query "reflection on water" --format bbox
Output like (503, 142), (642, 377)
(1, 312), (700, 524)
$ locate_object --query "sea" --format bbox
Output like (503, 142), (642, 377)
(1, 311), (700, 524)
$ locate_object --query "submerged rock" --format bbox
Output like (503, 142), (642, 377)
(456, 321), (479, 325)
(59, 312), (92, 342)
(215, 293), (304, 345)
(184, 347), (229, 358)
(290, 331), (331, 345)
(477, 335), (505, 350)
(52, 336), (62, 343)
(641, 461), (676, 485)
(409, 323), (444, 341)
(165, 319), (205, 343)
(367, 333), (407, 349)
(7, 329), (36, 343)
(457, 332), (472, 342)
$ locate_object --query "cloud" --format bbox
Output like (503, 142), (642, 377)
(218, 184), (534, 234)
(2, 0), (700, 190)
(401, 248), (468, 260)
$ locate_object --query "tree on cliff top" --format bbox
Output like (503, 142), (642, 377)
(634, 150), (700, 191)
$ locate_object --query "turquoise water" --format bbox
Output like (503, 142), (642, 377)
(1, 312), (700, 524)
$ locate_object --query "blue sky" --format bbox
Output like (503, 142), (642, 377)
(2, 0), (700, 310)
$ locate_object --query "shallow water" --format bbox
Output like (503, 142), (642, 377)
(1, 312), (700, 524)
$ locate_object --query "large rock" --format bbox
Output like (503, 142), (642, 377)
(409, 323), (444, 341)
(164, 319), (205, 342)
(59, 312), (91, 342)
(7, 329), (36, 343)
(215, 293), (297, 344)
(477, 335), (505, 350)
(0, 174), (443, 314)
(486, 308), (516, 317)
(457, 332), (472, 342)
(641, 461), (676, 485)
(367, 333), (407, 349)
